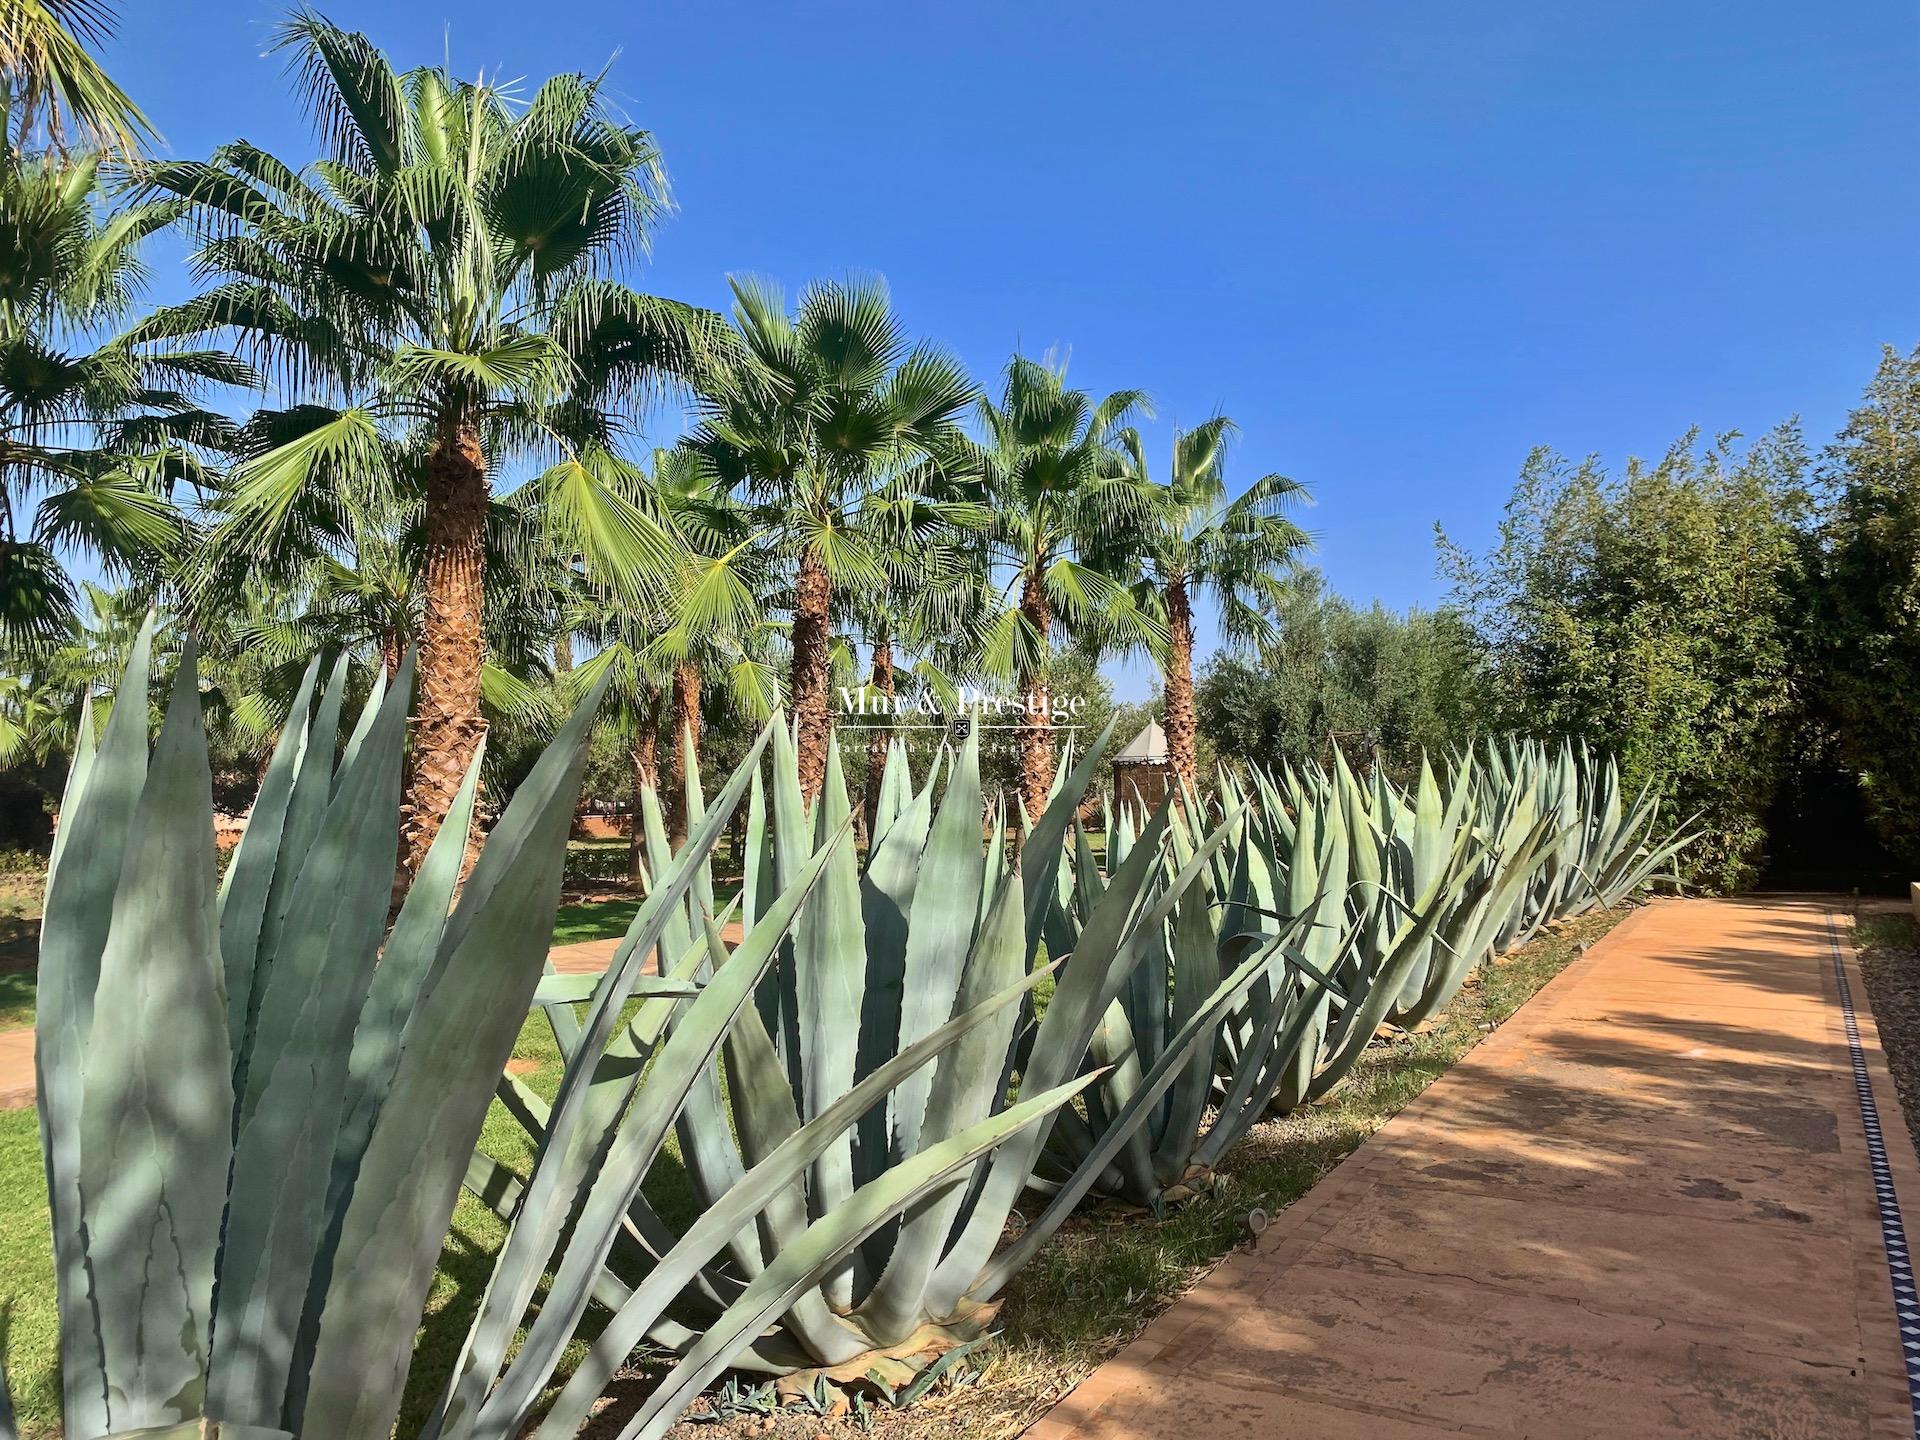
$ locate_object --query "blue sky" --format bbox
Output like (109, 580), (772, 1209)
(100, 1), (1920, 700)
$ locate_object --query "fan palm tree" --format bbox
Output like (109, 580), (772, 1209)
(137, 11), (712, 867)
(689, 273), (976, 800)
(0, 576), (144, 764)
(555, 441), (782, 869)
(842, 548), (980, 836)
(0, 146), (238, 655)
(646, 442), (782, 845)
(565, 600), (781, 882)
(0, 0), (154, 156)
(1119, 416), (1311, 786)
(967, 355), (1163, 821)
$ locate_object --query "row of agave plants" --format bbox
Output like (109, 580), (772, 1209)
(9, 624), (1690, 1440)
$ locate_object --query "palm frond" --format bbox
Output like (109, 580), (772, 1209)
(0, 0), (155, 155)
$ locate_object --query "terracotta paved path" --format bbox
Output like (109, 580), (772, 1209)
(0, 1025), (31, 1109)
(1031, 897), (1920, 1440)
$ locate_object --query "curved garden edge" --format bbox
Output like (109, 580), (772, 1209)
(628, 903), (1639, 1440)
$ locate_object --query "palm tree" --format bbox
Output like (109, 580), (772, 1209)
(0, 577), (143, 766)
(0, 0), (154, 156)
(645, 443), (781, 846)
(843, 551), (979, 838)
(0, 146), (238, 655)
(138, 11), (710, 867)
(967, 355), (1162, 821)
(1119, 416), (1311, 787)
(566, 598), (781, 883)
(689, 274), (975, 801)
(554, 441), (781, 872)
(180, 413), (614, 818)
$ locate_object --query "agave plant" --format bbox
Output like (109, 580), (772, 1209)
(423, 719), (1104, 1440)
(1383, 749), (1558, 1029)
(448, 713), (1286, 1433)
(1050, 756), (1482, 1206)
(1031, 798), (1313, 1208)
(19, 614), (621, 1440)
(18, 624), (1099, 1440)
(1477, 738), (1695, 951)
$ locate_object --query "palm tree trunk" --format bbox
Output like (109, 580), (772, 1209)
(668, 659), (701, 850)
(790, 545), (834, 803)
(1017, 569), (1054, 832)
(402, 413), (489, 873)
(630, 713), (658, 887)
(862, 631), (895, 841)
(553, 633), (573, 677)
(1164, 572), (1198, 789)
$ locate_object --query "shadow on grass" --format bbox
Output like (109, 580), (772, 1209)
(0, 970), (36, 1030)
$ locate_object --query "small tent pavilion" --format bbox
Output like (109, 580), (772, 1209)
(1112, 719), (1172, 816)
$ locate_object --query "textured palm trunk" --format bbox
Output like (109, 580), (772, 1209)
(401, 414), (488, 873)
(553, 632), (573, 677)
(790, 546), (834, 803)
(861, 632), (895, 842)
(667, 659), (701, 850)
(629, 715), (658, 886)
(1017, 570), (1054, 835)
(1164, 573), (1198, 789)
(380, 628), (405, 682)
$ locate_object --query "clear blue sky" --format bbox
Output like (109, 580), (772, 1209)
(100, 1), (1920, 700)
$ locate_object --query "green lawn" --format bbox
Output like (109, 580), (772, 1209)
(0, 1104), (56, 1426)
(0, 970), (35, 1030)
(553, 888), (743, 948)
(551, 895), (646, 946)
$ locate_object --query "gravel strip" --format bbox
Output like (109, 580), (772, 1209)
(1854, 906), (1920, 1159)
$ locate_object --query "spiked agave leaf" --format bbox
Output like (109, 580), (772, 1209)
(1036, 795), (1318, 1206)
(30, 634), (613, 1440)
(36, 615), (153, 1440)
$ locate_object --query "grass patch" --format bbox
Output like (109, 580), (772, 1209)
(553, 895), (645, 946)
(553, 887), (743, 948)
(0, 970), (35, 1029)
(0, 1105), (58, 1428)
